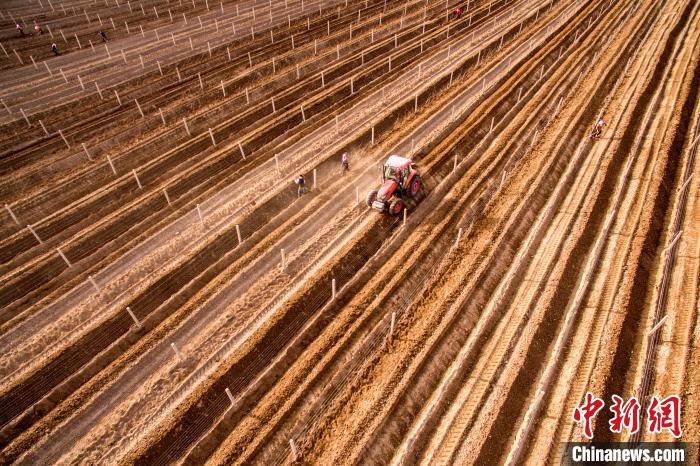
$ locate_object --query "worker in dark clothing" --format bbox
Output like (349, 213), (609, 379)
(99, 30), (108, 42)
(16, 24), (26, 36)
(51, 43), (59, 56)
(295, 174), (306, 196)
(341, 152), (349, 175)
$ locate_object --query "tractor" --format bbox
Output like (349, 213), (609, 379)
(366, 155), (422, 214)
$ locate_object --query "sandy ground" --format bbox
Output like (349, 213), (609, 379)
(1, 0), (699, 463)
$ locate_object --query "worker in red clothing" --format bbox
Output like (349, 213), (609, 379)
(453, 7), (463, 19)
(34, 24), (43, 35)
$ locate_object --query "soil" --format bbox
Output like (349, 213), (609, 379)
(1, 0), (698, 463)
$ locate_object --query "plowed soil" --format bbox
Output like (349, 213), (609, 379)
(0, 0), (698, 464)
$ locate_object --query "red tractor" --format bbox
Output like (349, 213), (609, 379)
(366, 155), (422, 214)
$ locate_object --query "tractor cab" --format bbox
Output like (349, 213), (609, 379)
(366, 155), (422, 214)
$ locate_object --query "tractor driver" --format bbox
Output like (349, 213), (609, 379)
(384, 165), (395, 181)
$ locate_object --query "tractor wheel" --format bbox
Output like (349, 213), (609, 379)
(408, 175), (422, 197)
(389, 198), (403, 215)
(366, 190), (378, 207)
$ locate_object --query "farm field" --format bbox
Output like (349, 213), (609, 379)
(0, 0), (698, 464)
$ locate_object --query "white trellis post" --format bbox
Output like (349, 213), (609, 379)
(663, 231), (683, 255)
(89, 275), (100, 292)
(132, 169), (142, 189)
(127, 307), (142, 328)
(39, 120), (49, 136)
(134, 99), (144, 117)
(648, 315), (669, 336)
(27, 224), (43, 244)
(82, 142), (92, 160)
(289, 439), (299, 461)
(225, 388), (235, 407)
(196, 204), (204, 225)
(170, 342), (183, 361)
(5, 204), (20, 225)
(57, 247), (71, 267)
(58, 130), (70, 148)
(19, 108), (30, 126)
(107, 154), (117, 175)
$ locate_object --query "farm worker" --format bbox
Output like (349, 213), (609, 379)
(34, 24), (43, 35)
(16, 24), (26, 36)
(99, 30), (108, 42)
(453, 7), (463, 19)
(295, 174), (306, 196)
(341, 152), (349, 173)
(51, 43), (59, 56)
(592, 118), (605, 137)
